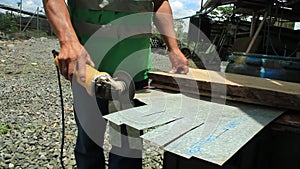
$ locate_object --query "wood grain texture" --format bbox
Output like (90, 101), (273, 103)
(148, 68), (300, 111)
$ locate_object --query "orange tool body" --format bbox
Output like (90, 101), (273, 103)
(52, 50), (135, 100)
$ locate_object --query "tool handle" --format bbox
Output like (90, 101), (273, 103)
(51, 50), (107, 95)
(52, 50), (59, 66)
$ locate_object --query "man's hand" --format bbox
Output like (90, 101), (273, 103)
(58, 41), (94, 82)
(43, 0), (94, 82)
(168, 48), (189, 74)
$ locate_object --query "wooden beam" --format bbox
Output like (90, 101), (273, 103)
(148, 68), (300, 111)
(246, 11), (268, 53)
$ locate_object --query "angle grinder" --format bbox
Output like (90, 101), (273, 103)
(52, 50), (135, 101)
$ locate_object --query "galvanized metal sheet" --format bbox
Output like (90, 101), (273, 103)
(103, 104), (174, 130)
(141, 96), (223, 146)
(141, 118), (204, 146)
(104, 90), (195, 130)
(164, 103), (283, 165)
(104, 89), (284, 165)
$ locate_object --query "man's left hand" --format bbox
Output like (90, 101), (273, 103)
(168, 48), (189, 74)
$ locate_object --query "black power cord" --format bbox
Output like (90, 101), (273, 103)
(52, 50), (66, 169)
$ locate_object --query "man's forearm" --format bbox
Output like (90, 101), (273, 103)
(153, 0), (179, 52)
(153, 0), (189, 74)
(43, 0), (94, 81)
(43, 0), (78, 45)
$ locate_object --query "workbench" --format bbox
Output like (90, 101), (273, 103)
(104, 68), (300, 169)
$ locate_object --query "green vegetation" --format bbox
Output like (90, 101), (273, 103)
(0, 122), (20, 135)
(174, 19), (187, 40)
(209, 6), (234, 21)
(0, 123), (11, 135)
(25, 29), (48, 37)
(0, 12), (53, 38)
(209, 5), (248, 21)
(0, 13), (18, 33)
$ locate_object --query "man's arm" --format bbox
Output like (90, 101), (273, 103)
(43, 0), (93, 81)
(153, 0), (189, 74)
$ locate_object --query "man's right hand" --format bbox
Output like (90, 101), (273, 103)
(43, 0), (94, 82)
(58, 41), (95, 82)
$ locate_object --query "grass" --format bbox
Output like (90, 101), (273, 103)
(0, 123), (11, 135)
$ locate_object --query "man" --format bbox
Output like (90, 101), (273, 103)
(43, 0), (188, 168)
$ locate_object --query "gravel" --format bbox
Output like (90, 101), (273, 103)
(0, 37), (165, 169)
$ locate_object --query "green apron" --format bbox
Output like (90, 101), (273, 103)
(68, 0), (153, 82)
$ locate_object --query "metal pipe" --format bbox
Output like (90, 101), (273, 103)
(37, 7), (39, 37)
(19, 0), (22, 32)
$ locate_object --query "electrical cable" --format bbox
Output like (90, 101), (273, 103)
(266, 19), (300, 57)
(265, 2), (299, 57)
(52, 50), (66, 169)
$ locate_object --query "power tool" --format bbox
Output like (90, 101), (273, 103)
(52, 50), (135, 169)
(52, 50), (135, 101)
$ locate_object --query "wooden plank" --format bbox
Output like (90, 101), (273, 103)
(273, 110), (300, 130)
(148, 68), (300, 111)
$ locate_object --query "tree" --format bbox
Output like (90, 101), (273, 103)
(0, 13), (18, 33)
(174, 19), (184, 39)
(209, 6), (234, 21)
(209, 5), (249, 21)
